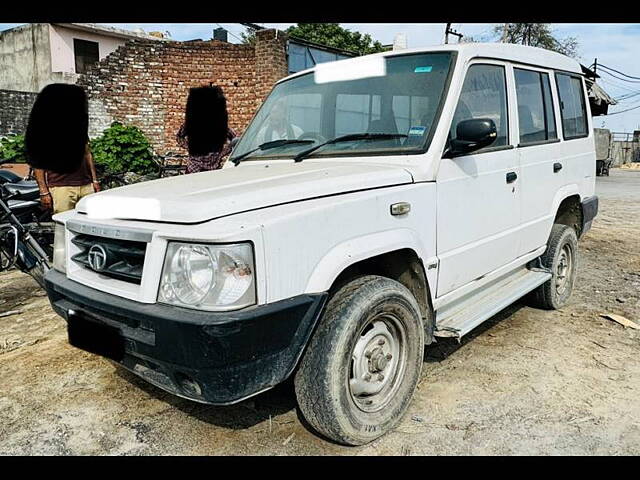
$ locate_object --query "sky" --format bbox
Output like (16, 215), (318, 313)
(2, 22), (639, 133)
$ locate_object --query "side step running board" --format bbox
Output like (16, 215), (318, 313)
(434, 268), (552, 339)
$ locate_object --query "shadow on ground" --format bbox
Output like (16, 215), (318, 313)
(112, 300), (528, 435)
(424, 301), (527, 363)
(115, 366), (298, 430)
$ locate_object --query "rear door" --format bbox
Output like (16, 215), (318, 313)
(513, 65), (565, 256)
(436, 60), (521, 297)
(554, 73), (595, 200)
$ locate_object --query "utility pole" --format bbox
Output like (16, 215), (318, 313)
(593, 58), (598, 76)
(444, 23), (463, 44)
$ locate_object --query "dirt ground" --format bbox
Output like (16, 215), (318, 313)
(1, 169), (639, 456)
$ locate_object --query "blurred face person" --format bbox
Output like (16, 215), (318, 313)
(176, 85), (237, 173)
(25, 84), (100, 214)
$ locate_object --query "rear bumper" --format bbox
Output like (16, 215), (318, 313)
(581, 195), (599, 236)
(44, 270), (327, 405)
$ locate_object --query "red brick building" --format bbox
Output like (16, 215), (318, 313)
(76, 29), (290, 155)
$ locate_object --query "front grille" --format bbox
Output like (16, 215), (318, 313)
(71, 234), (147, 284)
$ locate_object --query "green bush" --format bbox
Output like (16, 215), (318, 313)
(90, 122), (155, 175)
(0, 134), (27, 163)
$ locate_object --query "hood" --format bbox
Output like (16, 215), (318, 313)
(77, 161), (413, 224)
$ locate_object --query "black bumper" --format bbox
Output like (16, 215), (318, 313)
(44, 270), (327, 405)
(581, 195), (599, 236)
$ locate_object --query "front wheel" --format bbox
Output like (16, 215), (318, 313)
(294, 275), (424, 446)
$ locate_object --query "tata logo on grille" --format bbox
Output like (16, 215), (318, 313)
(87, 245), (108, 272)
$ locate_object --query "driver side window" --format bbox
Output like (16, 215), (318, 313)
(450, 64), (509, 148)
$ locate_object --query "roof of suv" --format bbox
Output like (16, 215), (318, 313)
(280, 42), (582, 84)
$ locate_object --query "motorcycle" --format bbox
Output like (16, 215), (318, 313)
(0, 164), (41, 202)
(0, 160), (53, 288)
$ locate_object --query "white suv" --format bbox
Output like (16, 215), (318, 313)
(45, 43), (598, 445)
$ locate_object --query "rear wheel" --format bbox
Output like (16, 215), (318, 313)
(530, 224), (578, 310)
(294, 275), (424, 445)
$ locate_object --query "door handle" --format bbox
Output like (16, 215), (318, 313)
(553, 162), (563, 173)
(506, 172), (518, 184)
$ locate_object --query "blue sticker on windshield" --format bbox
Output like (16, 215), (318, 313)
(414, 66), (433, 73)
(408, 126), (427, 136)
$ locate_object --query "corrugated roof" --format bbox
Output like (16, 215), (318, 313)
(586, 78), (617, 106)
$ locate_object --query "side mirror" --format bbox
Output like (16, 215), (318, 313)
(230, 137), (240, 149)
(447, 118), (497, 157)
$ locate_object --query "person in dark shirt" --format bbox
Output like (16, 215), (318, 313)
(33, 141), (100, 214)
(176, 85), (237, 173)
(26, 83), (100, 213)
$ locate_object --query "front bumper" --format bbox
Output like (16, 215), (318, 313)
(44, 270), (327, 405)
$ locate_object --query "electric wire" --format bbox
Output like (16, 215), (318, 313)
(616, 91), (640, 102)
(599, 77), (640, 94)
(597, 63), (640, 81)
(215, 23), (244, 43)
(602, 101), (640, 116)
(598, 68), (640, 84)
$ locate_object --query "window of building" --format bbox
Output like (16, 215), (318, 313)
(450, 64), (509, 149)
(555, 73), (588, 139)
(514, 68), (557, 145)
(74, 39), (99, 74)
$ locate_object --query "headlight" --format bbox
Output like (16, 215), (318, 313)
(158, 242), (256, 311)
(53, 223), (66, 273)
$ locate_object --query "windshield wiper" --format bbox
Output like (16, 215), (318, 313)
(231, 139), (314, 166)
(292, 133), (408, 163)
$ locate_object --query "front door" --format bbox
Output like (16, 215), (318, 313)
(436, 61), (521, 297)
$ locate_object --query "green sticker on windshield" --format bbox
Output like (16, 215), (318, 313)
(414, 66), (433, 73)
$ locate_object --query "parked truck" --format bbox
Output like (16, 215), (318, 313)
(44, 43), (598, 445)
(594, 128), (612, 176)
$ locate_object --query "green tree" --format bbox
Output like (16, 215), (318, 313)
(0, 134), (27, 163)
(90, 122), (155, 175)
(285, 23), (386, 55)
(240, 26), (257, 46)
(493, 23), (579, 57)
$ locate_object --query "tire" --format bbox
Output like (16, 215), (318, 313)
(294, 275), (425, 446)
(530, 224), (579, 310)
(27, 262), (46, 289)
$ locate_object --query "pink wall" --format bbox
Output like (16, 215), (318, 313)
(49, 25), (126, 74)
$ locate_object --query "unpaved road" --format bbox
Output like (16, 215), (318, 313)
(1, 169), (639, 455)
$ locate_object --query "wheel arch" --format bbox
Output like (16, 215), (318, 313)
(553, 192), (584, 238)
(305, 230), (436, 344)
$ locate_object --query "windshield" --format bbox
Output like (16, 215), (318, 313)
(231, 52), (454, 162)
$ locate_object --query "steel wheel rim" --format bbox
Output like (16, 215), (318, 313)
(555, 244), (573, 295)
(348, 313), (408, 413)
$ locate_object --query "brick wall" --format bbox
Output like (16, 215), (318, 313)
(0, 89), (38, 137)
(76, 29), (290, 155)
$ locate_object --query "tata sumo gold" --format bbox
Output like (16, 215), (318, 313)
(45, 43), (598, 445)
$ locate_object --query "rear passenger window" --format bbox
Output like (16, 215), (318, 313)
(450, 64), (509, 149)
(514, 68), (557, 145)
(555, 73), (588, 139)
